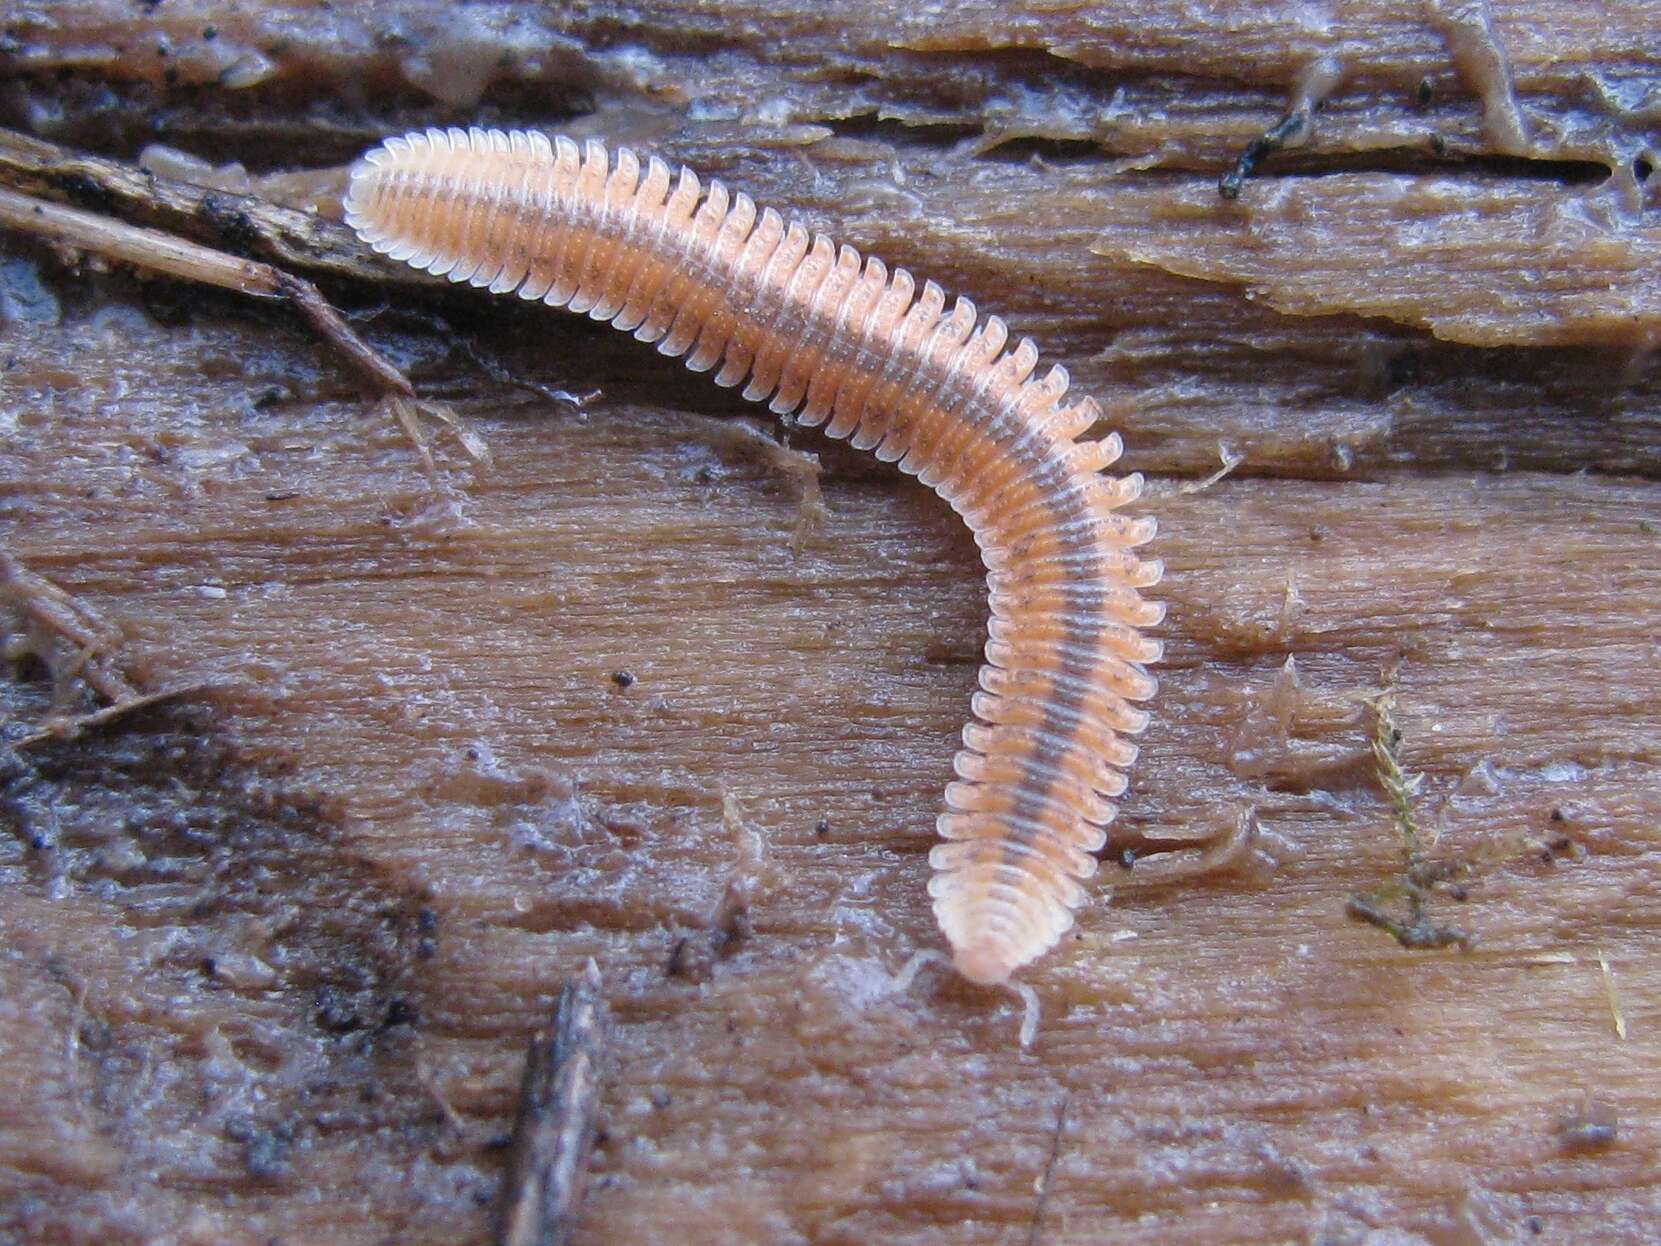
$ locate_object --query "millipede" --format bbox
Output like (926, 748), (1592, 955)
(345, 127), (1165, 1015)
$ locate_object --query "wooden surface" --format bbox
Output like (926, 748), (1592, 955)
(2, 4), (1658, 1244)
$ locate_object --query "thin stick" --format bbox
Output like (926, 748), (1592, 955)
(1025, 1092), (1072, 1246)
(0, 180), (488, 473)
(0, 185), (413, 402)
(0, 549), (132, 703)
(1, 549), (215, 744)
(496, 960), (608, 1246)
(9, 683), (213, 749)
(0, 123), (409, 287)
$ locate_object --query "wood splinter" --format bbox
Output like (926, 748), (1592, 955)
(496, 959), (609, 1246)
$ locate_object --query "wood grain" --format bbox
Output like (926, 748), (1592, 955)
(2, 3), (1658, 1244)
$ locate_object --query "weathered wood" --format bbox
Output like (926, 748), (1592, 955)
(3, 3), (1661, 478)
(2, 4), (1658, 1245)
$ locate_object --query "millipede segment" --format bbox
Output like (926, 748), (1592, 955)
(346, 126), (1165, 988)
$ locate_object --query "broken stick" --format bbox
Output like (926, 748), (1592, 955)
(0, 167), (485, 475)
(496, 960), (609, 1246)
(0, 183), (413, 403)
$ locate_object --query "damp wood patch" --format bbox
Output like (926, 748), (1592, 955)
(3, 4), (1661, 1245)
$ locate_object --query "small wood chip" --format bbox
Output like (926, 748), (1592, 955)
(496, 960), (609, 1246)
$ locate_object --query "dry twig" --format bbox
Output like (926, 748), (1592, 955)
(0, 550), (211, 745)
(7, 685), (213, 749)
(0, 124), (403, 286)
(691, 416), (829, 553)
(0, 549), (134, 705)
(1177, 441), (1245, 494)
(0, 185), (411, 400)
(496, 960), (609, 1246)
(0, 129), (484, 477)
(1026, 1092), (1071, 1246)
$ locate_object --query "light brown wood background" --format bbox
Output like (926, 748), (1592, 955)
(2, 3), (1658, 1243)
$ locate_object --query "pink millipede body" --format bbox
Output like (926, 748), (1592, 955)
(345, 127), (1164, 989)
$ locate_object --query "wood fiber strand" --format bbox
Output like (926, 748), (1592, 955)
(344, 126), (1164, 986)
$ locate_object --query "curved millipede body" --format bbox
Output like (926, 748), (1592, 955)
(345, 127), (1164, 988)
